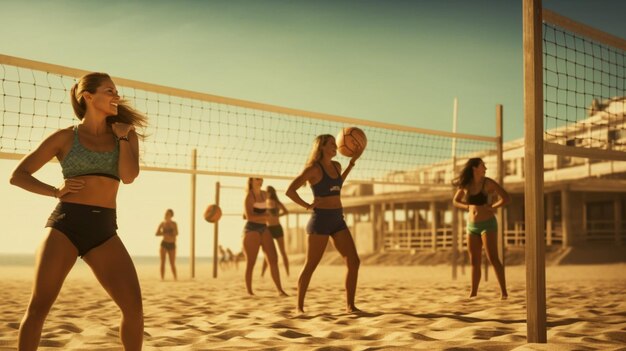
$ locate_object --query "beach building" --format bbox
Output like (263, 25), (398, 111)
(284, 97), (626, 255)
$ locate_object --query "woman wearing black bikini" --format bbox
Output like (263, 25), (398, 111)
(155, 208), (178, 280)
(453, 158), (510, 299)
(242, 177), (288, 296)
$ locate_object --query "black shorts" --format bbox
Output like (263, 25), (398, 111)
(161, 241), (176, 251)
(306, 208), (348, 235)
(244, 221), (267, 234)
(268, 225), (284, 239)
(46, 202), (117, 257)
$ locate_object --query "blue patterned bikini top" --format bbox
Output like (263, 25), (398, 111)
(60, 125), (120, 181)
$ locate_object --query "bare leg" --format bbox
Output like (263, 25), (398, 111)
(260, 231), (287, 296)
(467, 233), (483, 297)
(83, 236), (143, 351)
(18, 230), (78, 351)
(297, 235), (328, 313)
(159, 246), (166, 280)
(167, 248), (177, 281)
(331, 230), (361, 312)
(276, 236), (290, 276)
(261, 258), (268, 277)
(483, 231), (508, 299)
(242, 232), (261, 295)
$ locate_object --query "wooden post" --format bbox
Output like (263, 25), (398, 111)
(496, 105), (505, 266)
(452, 97), (459, 279)
(614, 197), (622, 246)
(295, 213), (301, 253)
(190, 149), (197, 279)
(546, 192), (554, 246)
(523, 0), (547, 342)
(561, 189), (570, 247)
(380, 203), (386, 251)
(212, 181), (220, 278)
(286, 214), (291, 252)
(370, 204), (377, 251)
(430, 201), (437, 251)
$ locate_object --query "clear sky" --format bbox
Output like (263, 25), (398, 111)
(1, 0), (625, 258)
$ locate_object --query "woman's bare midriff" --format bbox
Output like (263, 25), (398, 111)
(60, 175), (120, 208)
(314, 195), (342, 209)
(468, 205), (495, 223)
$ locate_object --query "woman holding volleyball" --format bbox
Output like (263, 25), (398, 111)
(286, 132), (363, 314)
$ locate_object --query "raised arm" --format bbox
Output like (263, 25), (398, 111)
(341, 146), (363, 181)
(113, 123), (140, 184)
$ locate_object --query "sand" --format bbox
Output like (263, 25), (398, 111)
(0, 261), (624, 350)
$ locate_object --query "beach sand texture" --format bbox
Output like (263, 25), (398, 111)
(0, 262), (624, 350)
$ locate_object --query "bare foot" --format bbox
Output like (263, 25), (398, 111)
(500, 294), (508, 300)
(247, 290), (255, 296)
(468, 293), (477, 298)
(347, 306), (362, 313)
(278, 290), (289, 297)
(294, 308), (305, 315)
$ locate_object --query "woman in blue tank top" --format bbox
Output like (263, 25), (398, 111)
(286, 134), (363, 314)
(10, 72), (146, 349)
(453, 158), (510, 300)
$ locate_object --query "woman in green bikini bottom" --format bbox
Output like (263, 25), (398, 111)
(453, 158), (510, 299)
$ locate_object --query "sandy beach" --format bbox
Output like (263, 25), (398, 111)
(0, 260), (625, 350)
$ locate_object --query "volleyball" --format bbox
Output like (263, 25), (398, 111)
(204, 204), (222, 223)
(336, 127), (367, 157)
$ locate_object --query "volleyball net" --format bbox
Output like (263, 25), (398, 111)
(0, 54), (498, 185)
(542, 10), (626, 160)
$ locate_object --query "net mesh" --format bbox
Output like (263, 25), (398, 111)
(1, 62), (496, 184)
(543, 22), (626, 151)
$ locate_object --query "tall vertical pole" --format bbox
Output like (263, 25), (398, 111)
(213, 182), (220, 278)
(523, 0), (547, 342)
(451, 97), (459, 280)
(190, 149), (197, 279)
(496, 105), (505, 266)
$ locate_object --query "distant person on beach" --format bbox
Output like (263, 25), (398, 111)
(242, 177), (288, 296)
(453, 158), (510, 299)
(9, 72), (146, 350)
(218, 245), (228, 270)
(155, 208), (178, 280)
(261, 185), (290, 277)
(286, 134), (363, 314)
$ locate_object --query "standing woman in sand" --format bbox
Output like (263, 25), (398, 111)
(155, 208), (178, 280)
(242, 177), (288, 296)
(452, 158), (510, 299)
(261, 185), (290, 277)
(10, 72), (146, 350)
(286, 134), (362, 313)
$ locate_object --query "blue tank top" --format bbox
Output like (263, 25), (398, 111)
(60, 125), (120, 181)
(311, 162), (343, 197)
